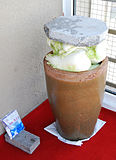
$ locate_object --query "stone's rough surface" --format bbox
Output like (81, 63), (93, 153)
(5, 130), (40, 154)
(44, 16), (108, 46)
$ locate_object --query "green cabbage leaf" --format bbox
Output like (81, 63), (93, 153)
(46, 38), (106, 72)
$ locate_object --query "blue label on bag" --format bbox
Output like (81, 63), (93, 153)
(2, 110), (24, 139)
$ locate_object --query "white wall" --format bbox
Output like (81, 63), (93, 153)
(0, 0), (62, 135)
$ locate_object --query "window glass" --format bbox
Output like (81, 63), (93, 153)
(75, 0), (116, 93)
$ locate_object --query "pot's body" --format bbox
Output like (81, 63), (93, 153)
(44, 52), (108, 140)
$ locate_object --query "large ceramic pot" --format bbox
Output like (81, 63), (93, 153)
(44, 51), (108, 140)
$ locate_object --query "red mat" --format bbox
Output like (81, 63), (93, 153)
(0, 99), (116, 160)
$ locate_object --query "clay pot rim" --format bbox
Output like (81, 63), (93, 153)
(44, 51), (108, 72)
(44, 51), (108, 81)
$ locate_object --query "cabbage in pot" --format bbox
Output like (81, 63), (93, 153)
(46, 38), (106, 72)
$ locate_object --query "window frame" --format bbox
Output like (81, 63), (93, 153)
(63, 0), (116, 111)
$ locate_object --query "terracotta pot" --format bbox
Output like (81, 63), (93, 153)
(43, 51), (108, 140)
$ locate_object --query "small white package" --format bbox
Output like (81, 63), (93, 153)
(1, 110), (24, 139)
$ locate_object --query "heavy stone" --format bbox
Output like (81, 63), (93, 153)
(44, 16), (108, 47)
(5, 130), (40, 154)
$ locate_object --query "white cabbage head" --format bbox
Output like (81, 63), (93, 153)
(86, 40), (107, 64)
(46, 38), (106, 72)
(46, 49), (91, 72)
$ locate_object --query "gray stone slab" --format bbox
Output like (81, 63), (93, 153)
(44, 16), (108, 47)
(5, 130), (40, 154)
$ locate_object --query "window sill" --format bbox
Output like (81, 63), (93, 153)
(102, 91), (116, 112)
